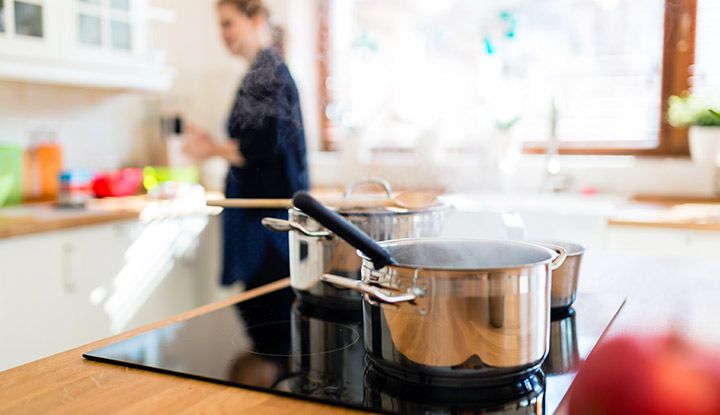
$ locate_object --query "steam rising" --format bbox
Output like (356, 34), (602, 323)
(386, 239), (552, 269)
(225, 47), (307, 189)
(229, 49), (304, 136)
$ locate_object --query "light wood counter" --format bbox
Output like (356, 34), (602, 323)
(609, 195), (720, 232)
(0, 188), (351, 240)
(0, 196), (221, 240)
(0, 208), (139, 239)
(0, 278), (360, 415)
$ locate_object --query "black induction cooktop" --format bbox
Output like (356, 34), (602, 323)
(84, 287), (624, 414)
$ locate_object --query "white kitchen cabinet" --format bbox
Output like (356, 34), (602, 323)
(0, 214), (219, 371)
(0, 0), (174, 91)
(604, 225), (720, 259)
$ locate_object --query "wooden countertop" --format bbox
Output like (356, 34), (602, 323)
(0, 188), (346, 240)
(0, 207), (139, 239)
(0, 278), (359, 415)
(0, 196), (222, 240)
(2, 250), (720, 414)
(5, 190), (720, 239)
(609, 194), (720, 231)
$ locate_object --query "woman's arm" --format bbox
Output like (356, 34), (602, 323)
(183, 124), (245, 167)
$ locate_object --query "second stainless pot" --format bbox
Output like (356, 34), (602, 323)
(262, 179), (447, 309)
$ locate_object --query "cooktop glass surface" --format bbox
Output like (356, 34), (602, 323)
(84, 287), (624, 415)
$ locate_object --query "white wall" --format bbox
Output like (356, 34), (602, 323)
(0, 82), (155, 170)
(283, 0), (321, 152)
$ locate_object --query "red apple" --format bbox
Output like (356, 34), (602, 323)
(568, 333), (720, 415)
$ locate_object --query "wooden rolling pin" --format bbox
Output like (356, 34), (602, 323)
(207, 191), (440, 210)
(207, 198), (293, 209)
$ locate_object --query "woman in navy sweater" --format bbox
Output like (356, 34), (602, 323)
(184, 0), (308, 290)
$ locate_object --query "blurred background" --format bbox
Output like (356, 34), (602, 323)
(2, 0), (720, 373)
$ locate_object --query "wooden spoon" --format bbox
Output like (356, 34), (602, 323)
(206, 191), (441, 210)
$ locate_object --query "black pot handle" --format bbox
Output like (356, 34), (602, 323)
(292, 191), (396, 269)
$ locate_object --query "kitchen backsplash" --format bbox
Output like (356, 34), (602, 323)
(0, 81), (157, 171)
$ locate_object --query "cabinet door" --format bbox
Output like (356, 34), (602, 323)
(0, 222), (138, 370)
(605, 225), (720, 259)
(0, 216), (217, 370)
(0, 232), (70, 370)
(61, 216), (218, 335)
(114, 215), (216, 331)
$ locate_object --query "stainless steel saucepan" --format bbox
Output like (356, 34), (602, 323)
(262, 179), (447, 309)
(545, 240), (585, 309)
(292, 191), (566, 383)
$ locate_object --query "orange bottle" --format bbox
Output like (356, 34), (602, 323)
(24, 132), (63, 203)
(36, 141), (62, 201)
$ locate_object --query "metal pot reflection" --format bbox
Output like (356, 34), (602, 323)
(542, 309), (580, 375)
(281, 301), (365, 401)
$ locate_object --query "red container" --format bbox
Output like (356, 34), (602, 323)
(92, 168), (143, 198)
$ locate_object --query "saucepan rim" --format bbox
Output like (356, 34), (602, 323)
(357, 237), (562, 272)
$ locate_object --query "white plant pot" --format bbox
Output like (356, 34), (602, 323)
(689, 126), (720, 165)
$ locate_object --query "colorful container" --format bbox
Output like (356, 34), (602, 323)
(0, 144), (23, 206)
(57, 169), (95, 207)
(92, 168), (143, 198)
(142, 166), (199, 191)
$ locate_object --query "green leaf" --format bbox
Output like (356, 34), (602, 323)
(698, 109), (720, 126)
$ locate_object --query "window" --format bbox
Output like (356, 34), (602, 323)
(693, 0), (720, 98)
(319, 0), (708, 156)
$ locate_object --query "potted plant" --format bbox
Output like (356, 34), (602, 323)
(668, 94), (720, 164)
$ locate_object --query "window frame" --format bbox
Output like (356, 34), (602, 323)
(317, 0), (698, 156)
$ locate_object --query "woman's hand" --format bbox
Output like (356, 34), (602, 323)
(183, 124), (218, 160)
(218, 140), (246, 167)
(183, 123), (246, 166)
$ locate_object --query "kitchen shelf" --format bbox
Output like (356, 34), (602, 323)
(0, 0), (176, 92)
(0, 57), (175, 92)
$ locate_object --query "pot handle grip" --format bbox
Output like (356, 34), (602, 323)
(321, 274), (416, 304)
(343, 177), (393, 199)
(293, 191), (396, 269)
(261, 217), (332, 238)
(541, 243), (568, 271)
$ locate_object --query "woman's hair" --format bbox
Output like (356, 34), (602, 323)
(217, 0), (269, 18)
(271, 24), (285, 58)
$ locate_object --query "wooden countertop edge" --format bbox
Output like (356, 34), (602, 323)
(0, 278), (358, 415)
(608, 218), (720, 232)
(0, 210), (140, 239)
(630, 194), (720, 205)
